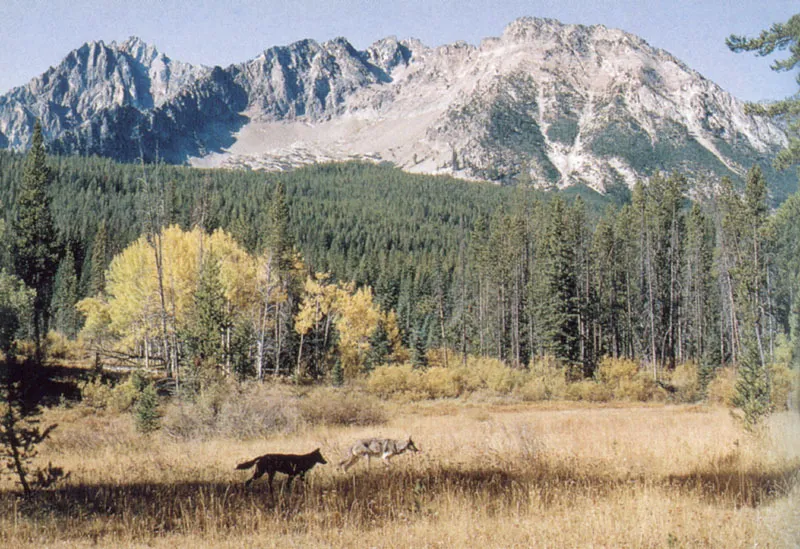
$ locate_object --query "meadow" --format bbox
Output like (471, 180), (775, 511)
(1, 382), (799, 548)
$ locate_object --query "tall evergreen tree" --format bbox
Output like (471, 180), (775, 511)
(364, 320), (392, 372)
(684, 203), (720, 381)
(264, 180), (299, 376)
(184, 253), (228, 367)
(265, 181), (294, 273)
(10, 121), (60, 360)
(51, 249), (80, 338)
(88, 219), (109, 297)
(727, 15), (800, 171)
(532, 197), (579, 366)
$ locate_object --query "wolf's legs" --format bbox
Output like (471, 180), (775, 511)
(339, 454), (359, 471)
(245, 463), (266, 487)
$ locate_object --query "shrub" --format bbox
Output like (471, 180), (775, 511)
(597, 357), (656, 401)
(565, 380), (612, 402)
(706, 366), (737, 406)
(367, 357), (531, 400)
(81, 376), (140, 412)
(160, 401), (215, 440)
(298, 388), (387, 426)
(669, 362), (700, 402)
(615, 376), (656, 401)
(516, 377), (550, 401)
(516, 358), (567, 401)
(597, 357), (639, 385)
(134, 384), (161, 434)
(366, 363), (419, 397)
(217, 387), (301, 439)
(421, 367), (464, 398)
(769, 362), (796, 411)
(460, 357), (526, 394)
(46, 331), (83, 360)
(162, 384), (301, 440)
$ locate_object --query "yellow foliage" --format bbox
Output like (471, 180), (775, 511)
(383, 310), (407, 363)
(597, 357), (640, 384)
(334, 285), (382, 376)
(421, 367), (464, 398)
(81, 377), (140, 412)
(596, 357), (656, 401)
(295, 273), (338, 336)
(769, 362), (796, 411)
(667, 362), (700, 402)
(209, 229), (259, 310)
(366, 363), (421, 398)
(707, 367), (737, 406)
(76, 296), (112, 345)
(565, 380), (612, 402)
(516, 358), (567, 401)
(366, 356), (531, 400)
(79, 225), (259, 355)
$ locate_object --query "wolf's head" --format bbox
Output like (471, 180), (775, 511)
(312, 448), (328, 465)
(405, 437), (420, 453)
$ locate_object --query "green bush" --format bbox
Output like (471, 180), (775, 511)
(81, 376), (140, 412)
(134, 384), (161, 433)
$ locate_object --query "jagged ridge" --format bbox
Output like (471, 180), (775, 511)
(0, 18), (790, 195)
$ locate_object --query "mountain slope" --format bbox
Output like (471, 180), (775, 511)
(0, 18), (790, 195)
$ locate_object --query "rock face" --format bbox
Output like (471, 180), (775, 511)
(0, 18), (789, 191)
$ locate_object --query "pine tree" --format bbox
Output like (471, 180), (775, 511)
(0, 355), (58, 495)
(51, 249), (80, 338)
(727, 15), (800, 171)
(0, 271), (34, 353)
(184, 253), (227, 367)
(733, 336), (772, 430)
(365, 320), (392, 372)
(10, 121), (60, 360)
(88, 219), (109, 297)
(265, 181), (294, 273)
(411, 321), (428, 369)
(532, 197), (579, 366)
(134, 383), (161, 434)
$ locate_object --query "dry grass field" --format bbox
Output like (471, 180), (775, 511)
(1, 387), (799, 548)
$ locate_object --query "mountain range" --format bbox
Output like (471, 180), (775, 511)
(0, 17), (791, 195)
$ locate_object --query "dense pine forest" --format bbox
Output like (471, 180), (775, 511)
(0, 143), (798, 395)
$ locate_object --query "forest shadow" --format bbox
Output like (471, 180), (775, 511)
(667, 464), (800, 507)
(1, 462), (796, 532)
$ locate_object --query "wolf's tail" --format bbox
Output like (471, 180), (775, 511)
(236, 458), (258, 470)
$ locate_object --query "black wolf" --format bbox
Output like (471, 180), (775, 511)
(236, 448), (327, 492)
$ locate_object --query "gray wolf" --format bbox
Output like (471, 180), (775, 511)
(236, 448), (327, 492)
(339, 437), (419, 471)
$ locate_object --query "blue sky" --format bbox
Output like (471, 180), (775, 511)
(1, 0), (797, 101)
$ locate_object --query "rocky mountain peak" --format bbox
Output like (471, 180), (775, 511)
(118, 36), (161, 66)
(0, 18), (792, 198)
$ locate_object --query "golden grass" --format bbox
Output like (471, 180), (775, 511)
(1, 397), (798, 548)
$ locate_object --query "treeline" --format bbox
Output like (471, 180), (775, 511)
(1, 149), (798, 384)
